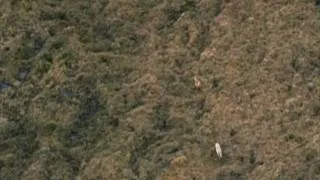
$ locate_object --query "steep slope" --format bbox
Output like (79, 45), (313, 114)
(0, 0), (319, 179)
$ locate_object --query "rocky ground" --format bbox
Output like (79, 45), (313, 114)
(0, 0), (320, 179)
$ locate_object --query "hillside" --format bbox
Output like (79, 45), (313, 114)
(0, 0), (320, 179)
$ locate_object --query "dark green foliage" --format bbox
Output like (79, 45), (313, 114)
(15, 34), (44, 60)
(153, 101), (171, 131)
(40, 10), (67, 21)
(63, 94), (102, 147)
(49, 37), (66, 50)
(0, 119), (38, 178)
(129, 131), (165, 177)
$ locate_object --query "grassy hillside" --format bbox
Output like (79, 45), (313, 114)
(0, 0), (320, 179)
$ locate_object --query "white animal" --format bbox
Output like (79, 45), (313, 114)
(215, 143), (222, 158)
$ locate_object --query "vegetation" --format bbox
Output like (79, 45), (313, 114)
(0, 0), (320, 179)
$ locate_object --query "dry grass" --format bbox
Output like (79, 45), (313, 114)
(0, 0), (320, 179)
